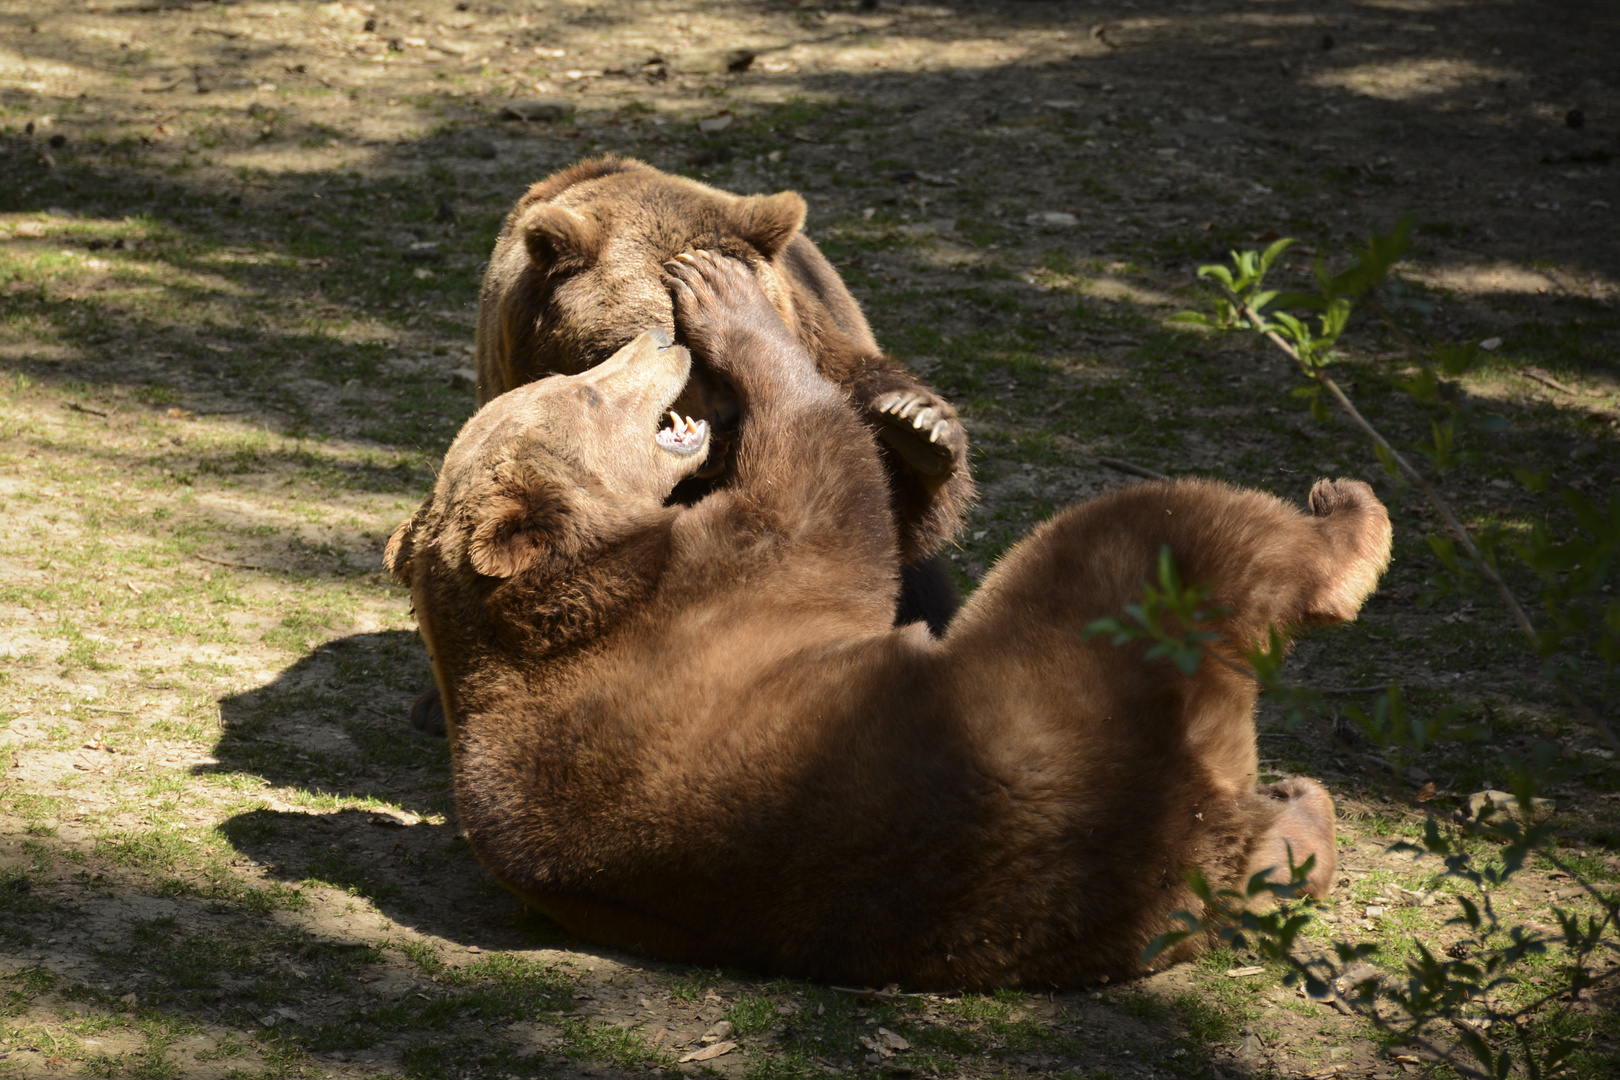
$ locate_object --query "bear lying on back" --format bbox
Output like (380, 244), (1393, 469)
(385, 252), (1392, 989)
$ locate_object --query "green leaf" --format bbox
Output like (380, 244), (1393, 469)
(1258, 236), (1296, 275)
(1434, 341), (1482, 377)
(1140, 929), (1192, 963)
(1428, 534), (1459, 572)
(1373, 441), (1401, 479)
(1168, 310), (1215, 326)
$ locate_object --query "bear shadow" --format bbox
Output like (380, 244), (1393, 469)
(202, 630), (593, 952)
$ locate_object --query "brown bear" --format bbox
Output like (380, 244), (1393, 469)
(385, 251), (1391, 989)
(473, 155), (973, 628)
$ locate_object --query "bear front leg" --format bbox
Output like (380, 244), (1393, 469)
(665, 250), (835, 406)
(871, 388), (961, 478)
(846, 369), (976, 565)
(664, 252), (898, 563)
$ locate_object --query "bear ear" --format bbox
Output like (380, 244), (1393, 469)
(467, 469), (570, 579)
(520, 203), (601, 274)
(383, 514), (417, 585)
(729, 191), (806, 258)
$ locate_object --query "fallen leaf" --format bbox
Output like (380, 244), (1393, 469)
(679, 1041), (737, 1063)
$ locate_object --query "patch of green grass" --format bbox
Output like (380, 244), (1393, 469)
(726, 993), (781, 1036)
(669, 967), (722, 1002)
(1, 965), (58, 1016)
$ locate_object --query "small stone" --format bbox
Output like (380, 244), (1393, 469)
(497, 98), (575, 123)
(1480, 337), (1503, 351)
(403, 241), (444, 262)
(698, 110), (735, 133)
(339, 378), (363, 402)
(1028, 211), (1079, 227)
(1237, 1033), (1263, 1059)
(704, 1020), (735, 1041)
(119, 993), (138, 1007)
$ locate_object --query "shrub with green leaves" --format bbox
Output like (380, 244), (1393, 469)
(1106, 220), (1620, 1080)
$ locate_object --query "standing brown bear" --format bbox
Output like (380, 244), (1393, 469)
(474, 156), (973, 627)
(385, 252), (1391, 989)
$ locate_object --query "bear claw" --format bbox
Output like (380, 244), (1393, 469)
(872, 390), (961, 476)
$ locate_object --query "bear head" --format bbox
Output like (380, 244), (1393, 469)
(478, 157), (825, 395)
(387, 329), (709, 590)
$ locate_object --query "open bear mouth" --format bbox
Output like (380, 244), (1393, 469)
(655, 410), (709, 457)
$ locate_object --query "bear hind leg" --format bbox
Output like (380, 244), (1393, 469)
(1246, 777), (1337, 898)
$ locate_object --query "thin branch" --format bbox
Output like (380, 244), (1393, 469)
(195, 554), (261, 569)
(1223, 289), (1620, 755)
(1098, 456), (1170, 481)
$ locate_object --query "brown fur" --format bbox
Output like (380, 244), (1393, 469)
(474, 155), (973, 564)
(389, 253), (1391, 989)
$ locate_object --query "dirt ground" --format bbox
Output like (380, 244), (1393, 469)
(0, 1), (1617, 1078)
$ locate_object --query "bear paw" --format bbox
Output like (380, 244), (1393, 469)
(664, 250), (800, 378)
(872, 389), (963, 478)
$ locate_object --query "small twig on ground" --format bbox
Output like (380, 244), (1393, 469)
(65, 402), (109, 418)
(196, 554), (261, 569)
(81, 706), (135, 715)
(1518, 366), (1579, 395)
(1098, 456), (1170, 481)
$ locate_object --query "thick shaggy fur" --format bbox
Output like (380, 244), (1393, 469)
(475, 155), (974, 568)
(388, 253), (1392, 990)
